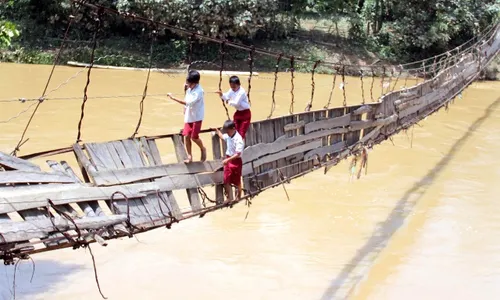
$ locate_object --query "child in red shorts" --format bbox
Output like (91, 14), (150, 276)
(167, 70), (207, 163)
(216, 76), (251, 139)
(214, 120), (245, 202)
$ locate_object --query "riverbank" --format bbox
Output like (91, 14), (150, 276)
(0, 34), (378, 75)
(1, 24), (498, 80)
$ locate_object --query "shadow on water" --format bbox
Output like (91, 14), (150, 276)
(0, 259), (81, 300)
(320, 97), (500, 300)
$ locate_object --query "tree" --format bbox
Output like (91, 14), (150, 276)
(0, 20), (19, 48)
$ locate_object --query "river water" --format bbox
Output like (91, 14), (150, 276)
(0, 62), (499, 300)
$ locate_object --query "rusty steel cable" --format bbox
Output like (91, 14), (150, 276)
(131, 27), (156, 138)
(268, 53), (283, 119)
(380, 66), (386, 96)
(386, 67), (394, 93)
(370, 67), (375, 102)
(324, 66), (338, 109)
(289, 56), (295, 114)
(247, 46), (255, 105)
(11, 13), (76, 156)
(360, 70), (366, 104)
(76, 10), (102, 143)
(218, 41), (231, 120)
(391, 66), (403, 92)
(305, 60), (320, 111)
(341, 65), (346, 107)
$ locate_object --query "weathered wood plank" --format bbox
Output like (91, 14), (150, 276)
(352, 105), (374, 115)
(242, 139), (323, 176)
(211, 134), (225, 205)
(60, 161), (83, 183)
(0, 151), (41, 172)
(242, 127), (348, 163)
(147, 140), (163, 165)
(85, 143), (109, 171)
(0, 170), (76, 185)
(105, 142), (125, 169)
(305, 113), (351, 134)
(139, 137), (155, 166)
(0, 215), (128, 243)
(171, 134), (202, 212)
(72, 143), (95, 183)
(0, 183), (145, 214)
(90, 160), (223, 186)
(122, 139), (145, 167)
(283, 120), (305, 132)
(145, 139), (181, 219)
(112, 141), (134, 168)
(304, 141), (346, 160)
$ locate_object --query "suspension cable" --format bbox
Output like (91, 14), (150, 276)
(289, 56), (295, 115)
(218, 41), (231, 120)
(324, 66), (338, 109)
(360, 70), (365, 104)
(341, 65), (347, 107)
(76, 9), (102, 143)
(11, 9), (76, 156)
(131, 24), (156, 139)
(305, 60), (321, 111)
(268, 53), (283, 119)
(247, 46), (255, 105)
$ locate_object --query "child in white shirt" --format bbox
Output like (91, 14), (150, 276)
(214, 120), (245, 202)
(167, 70), (207, 163)
(216, 76), (251, 139)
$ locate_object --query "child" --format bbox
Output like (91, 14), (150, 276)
(214, 120), (245, 202)
(216, 76), (251, 139)
(167, 70), (207, 163)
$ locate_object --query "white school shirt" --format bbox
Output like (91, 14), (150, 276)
(221, 87), (250, 111)
(223, 131), (245, 156)
(184, 84), (204, 123)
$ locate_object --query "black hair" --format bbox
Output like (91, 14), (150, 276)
(186, 70), (200, 84)
(222, 119), (235, 130)
(229, 75), (240, 85)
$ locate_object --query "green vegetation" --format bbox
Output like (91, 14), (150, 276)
(0, 0), (499, 76)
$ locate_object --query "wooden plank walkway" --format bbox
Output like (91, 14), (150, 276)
(0, 23), (499, 262)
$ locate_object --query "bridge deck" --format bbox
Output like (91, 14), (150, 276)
(0, 24), (498, 262)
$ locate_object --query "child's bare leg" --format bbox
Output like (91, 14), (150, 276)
(192, 138), (207, 162)
(184, 136), (193, 163)
(224, 184), (232, 203)
(235, 182), (242, 200)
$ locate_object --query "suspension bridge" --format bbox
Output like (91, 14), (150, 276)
(0, 0), (499, 277)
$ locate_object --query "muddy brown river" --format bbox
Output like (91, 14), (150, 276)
(0, 62), (499, 300)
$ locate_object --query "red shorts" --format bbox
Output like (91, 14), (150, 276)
(233, 109), (251, 139)
(182, 120), (202, 139)
(223, 156), (242, 185)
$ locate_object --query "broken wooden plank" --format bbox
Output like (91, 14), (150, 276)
(0, 215), (128, 243)
(352, 105), (374, 115)
(304, 141), (346, 160)
(304, 113), (351, 134)
(349, 114), (398, 131)
(242, 140), (323, 176)
(0, 184), (145, 214)
(0, 151), (41, 172)
(90, 160), (223, 186)
(0, 170), (76, 185)
(242, 127), (348, 163)
(283, 120), (305, 132)
(72, 143), (96, 183)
